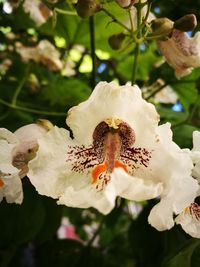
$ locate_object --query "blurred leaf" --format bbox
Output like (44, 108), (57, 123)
(0, 182), (45, 247)
(173, 124), (200, 148)
(117, 43), (161, 81)
(162, 239), (200, 267)
(36, 197), (62, 243)
(129, 201), (164, 267)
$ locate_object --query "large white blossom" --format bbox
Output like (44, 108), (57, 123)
(0, 123), (50, 204)
(175, 131), (200, 238)
(28, 82), (197, 219)
(157, 29), (200, 78)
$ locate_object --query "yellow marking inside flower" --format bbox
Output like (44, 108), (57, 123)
(92, 160), (128, 185)
(104, 118), (123, 129)
(0, 178), (4, 188)
(114, 160), (128, 173)
(183, 206), (190, 215)
(92, 162), (108, 184)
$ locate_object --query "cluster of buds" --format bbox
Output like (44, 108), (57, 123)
(151, 14), (197, 40)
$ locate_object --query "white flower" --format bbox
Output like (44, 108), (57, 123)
(28, 82), (197, 217)
(142, 79), (178, 104)
(175, 131), (200, 238)
(23, 0), (52, 27)
(191, 131), (200, 181)
(157, 29), (200, 78)
(16, 40), (63, 71)
(0, 123), (50, 204)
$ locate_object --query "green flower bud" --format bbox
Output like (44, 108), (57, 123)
(76, 0), (102, 18)
(151, 18), (174, 40)
(174, 14), (197, 32)
(108, 33), (125, 50)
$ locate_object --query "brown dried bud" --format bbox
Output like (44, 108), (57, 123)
(115, 0), (135, 8)
(76, 0), (102, 18)
(151, 18), (174, 39)
(174, 14), (197, 32)
(108, 33), (125, 50)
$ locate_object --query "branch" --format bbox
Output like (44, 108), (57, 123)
(0, 99), (66, 116)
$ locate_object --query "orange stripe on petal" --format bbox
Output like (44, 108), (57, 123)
(0, 178), (4, 188)
(114, 160), (128, 173)
(92, 162), (108, 184)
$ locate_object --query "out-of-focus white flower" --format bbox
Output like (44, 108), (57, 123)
(0, 122), (52, 204)
(0, 59), (12, 74)
(157, 29), (200, 78)
(28, 81), (197, 221)
(129, 0), (155, 30)
(154, 85), (177, 104)
(190, 131), (200, 182)
(23, 0), (52, 27)
(175, 131), (200, 237)
(57, 217), (82, 241)
(115, 0), (135, 8)
(16, 40), (63, 71)
(62, 59), (76, 77)
(143, 79), (178, 104)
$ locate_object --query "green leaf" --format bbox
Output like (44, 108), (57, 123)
(0, 182), (45, 246)
(36, 197), (62, 243)
(173, 124), (200, 148)
(162, 239), (200, 267)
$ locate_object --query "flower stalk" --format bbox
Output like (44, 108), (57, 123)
(131, 0), (143, 85)
(89, 15), (96, 88)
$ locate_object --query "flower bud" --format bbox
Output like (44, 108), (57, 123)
(76, 0), (102, 18)
(36, 119), (54, 131)
(151, 18), (174, 40)
(174, 14), (197, 32)
(14, 123), (49, 155)
(115, 0), (135, 8)
(108, 33), (125, 50)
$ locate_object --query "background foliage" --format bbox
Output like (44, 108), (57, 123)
(0, 0), (200, 266)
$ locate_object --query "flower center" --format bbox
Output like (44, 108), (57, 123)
(91, 120), (135, 185)
(184, 203), (200, 220)
(67, 118), (152, 191)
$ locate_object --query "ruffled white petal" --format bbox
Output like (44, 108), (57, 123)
(148, 123), (198, 231)
(110, 168), (163, 201)
(0, 174), (23, 204)
(0, 128), (19, 174)
(58, 168), (163, 215)
(67, 81), (159, 145)
(28, 126), (72, 198)
(58, 177), (116, 215)
(175, 210), (200, 238)
(148, 174), (198, 231)
(0, 128), (22, 204)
